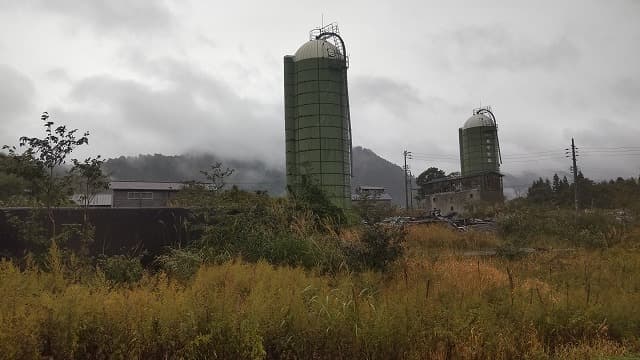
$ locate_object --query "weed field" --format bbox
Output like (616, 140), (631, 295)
(1, 224), (639, 359)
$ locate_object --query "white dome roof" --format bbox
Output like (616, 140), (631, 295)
(294, 40), (344, 61)
(463, 114), (495, 129)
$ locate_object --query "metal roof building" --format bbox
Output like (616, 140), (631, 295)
(110, 181), (185, 208)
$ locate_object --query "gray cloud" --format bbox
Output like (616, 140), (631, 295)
(611, 78), (640, 107)
(350, 76), (421, 119)
(2, 0), (174, 33)
(350, 76), (466, 121)
(1, 0), (638, 186)
(553, 118), (640, 179)
(432, 25), (580, 72)
(570, 118), (640, 149)
(45, 68), (71, 83)
(351, 76), (422, 105)
(59, 58), (283, 165)
(0, 65), (35, 120)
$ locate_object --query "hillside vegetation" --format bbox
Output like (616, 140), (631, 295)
(100, 146), (410, 206)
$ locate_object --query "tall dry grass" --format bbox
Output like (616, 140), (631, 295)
(405, 223), (502, 256)
(1, 243), (639, 359)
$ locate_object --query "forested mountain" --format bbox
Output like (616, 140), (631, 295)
(104, 154), (287, 195)
(351, 146), (408, 206)
(104, 147), (410, 205)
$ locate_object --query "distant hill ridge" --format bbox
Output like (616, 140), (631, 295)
(104, 147), (409, 206)
(351, 146), (408, 206)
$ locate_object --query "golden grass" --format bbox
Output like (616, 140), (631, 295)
(1, 225), (639, 358)
(405, 223), (502, 254)
(1, 245), (639, 359)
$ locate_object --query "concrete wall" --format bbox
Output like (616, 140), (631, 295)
(112, 190), (179, 208)
(428, 189), (481, 215)
(0, 207), (192, 257)
(427, 187), (504, 216)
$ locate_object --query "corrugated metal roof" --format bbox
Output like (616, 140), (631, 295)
(294, 39), (344, 61)
(110, 181), (185, 191)
(352, 193), (393, 201)
(357, 186), (386, 191)
(71, 193), (113, 206)
(425, 171), (503, 184)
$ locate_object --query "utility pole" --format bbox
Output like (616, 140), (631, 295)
(409, 170), (414, 210)
(403, 150), (412, 210)
(566, 138), (579, 214)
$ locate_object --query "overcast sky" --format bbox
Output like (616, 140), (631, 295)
(1, 0), (639, 183)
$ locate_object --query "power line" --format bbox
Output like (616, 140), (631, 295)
(579, 146), (640, 150)
(579, 150), (640, 154)
(581, 154), (640, 157)
(503, 150), (566, 156)
(411, 154), (458, 160)
(412, 150), (569, 159)
(410, 158), (460, 164)
(504, 156), (567, 163)
(503, 151), (567, 159)
(411, 151), (457, 156)
(411, 155), (458, 160)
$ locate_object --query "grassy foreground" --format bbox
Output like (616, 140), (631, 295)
(1, 226), (640, 359)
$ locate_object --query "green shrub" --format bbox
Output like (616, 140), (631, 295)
(497, 206), (628, 248)
(155, 248), (202, 282)
(288, 175), (346, 226)
(345, 224), (406, 271)
(97, 255), (143, 284)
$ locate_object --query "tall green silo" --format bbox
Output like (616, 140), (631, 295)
(459, 108), (501, 177)
(284, 24), (352, 208)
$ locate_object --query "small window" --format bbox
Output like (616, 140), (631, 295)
(487, 158), (492, 163)
(128, 192), (153, 200)
(470, 193), (474, 199)
(433, 197), (437, 202)
(450, 206), (454, 211)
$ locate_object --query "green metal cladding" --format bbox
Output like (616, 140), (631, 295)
(459, 113), (501, 177)
(284, 40), (352, 208)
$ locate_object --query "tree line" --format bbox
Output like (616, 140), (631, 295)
(526, 171), (640, 210)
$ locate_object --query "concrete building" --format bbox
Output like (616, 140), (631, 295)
(110, 181), (185, 208)
(351, 186), (393, 204)
(423, 172), (503, 215)
(284, 23), (352, 208)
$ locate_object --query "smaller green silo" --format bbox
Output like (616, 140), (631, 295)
(459, 108), (501, 177)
